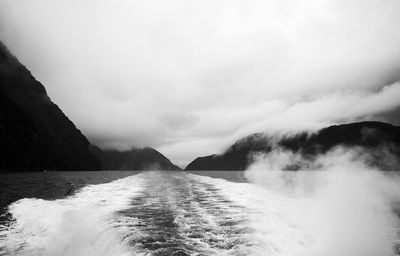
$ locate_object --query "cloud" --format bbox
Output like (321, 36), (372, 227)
(1, 0), (400, 166)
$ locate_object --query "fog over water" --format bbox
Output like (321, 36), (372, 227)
(1, 0), (400, 165)
(245, 147), (400, 255)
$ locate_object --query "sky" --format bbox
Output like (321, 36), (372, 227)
(1, 0), (400, 167)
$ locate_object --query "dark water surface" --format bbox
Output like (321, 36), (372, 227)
(0, 171), (143, 212)
(1, 170), (399, 256)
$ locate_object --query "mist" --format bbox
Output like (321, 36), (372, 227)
(243, 147), (400, 255)
(1, 0), (400, 165)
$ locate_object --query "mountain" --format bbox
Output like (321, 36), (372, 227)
(185, 122), (400, 171)
(0, 41), (100, 171)
(90, 145), (181, 170)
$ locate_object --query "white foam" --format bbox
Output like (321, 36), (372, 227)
(190, 167), (400, 256)
(0, 173), (147, 256)
(2, 168), (400, 256)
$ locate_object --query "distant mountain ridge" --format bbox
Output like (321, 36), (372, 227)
(0, 41), (100, 171)
(90, 145), (181, 170)
(185, 122), (400, 171)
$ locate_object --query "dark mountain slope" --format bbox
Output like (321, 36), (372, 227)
(90, 145), (181, 170)
(185, 122), (400, 171)
(278, 121), (400, 154)
(0, 41), (100, 171)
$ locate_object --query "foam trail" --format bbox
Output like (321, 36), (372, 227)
(1, 166), (400, 256)
(113, 171), (253, 255)
(0, 173), (147, 256)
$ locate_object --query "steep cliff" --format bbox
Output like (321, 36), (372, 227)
(0, 41), (100, 171)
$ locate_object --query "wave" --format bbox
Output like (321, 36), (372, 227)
(0, 173), (146, 256)
(193, 171), (400, 256)
(1, 169), (400, 256)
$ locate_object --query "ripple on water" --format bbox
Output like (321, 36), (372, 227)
(115, 172), (253, 255)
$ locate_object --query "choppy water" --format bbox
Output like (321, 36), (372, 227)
(1, 170), (400, 256)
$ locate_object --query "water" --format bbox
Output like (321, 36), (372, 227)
(0, 171), (144, 211)
(0, 171), (253, 256)
(0, 170), (400, 256)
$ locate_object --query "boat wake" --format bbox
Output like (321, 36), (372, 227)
(1, 170), (400, 256)
(114, 172), (252, 255)
(0, 173), (146, 256)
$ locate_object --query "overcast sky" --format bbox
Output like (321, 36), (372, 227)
(1, 0), (400, 167)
